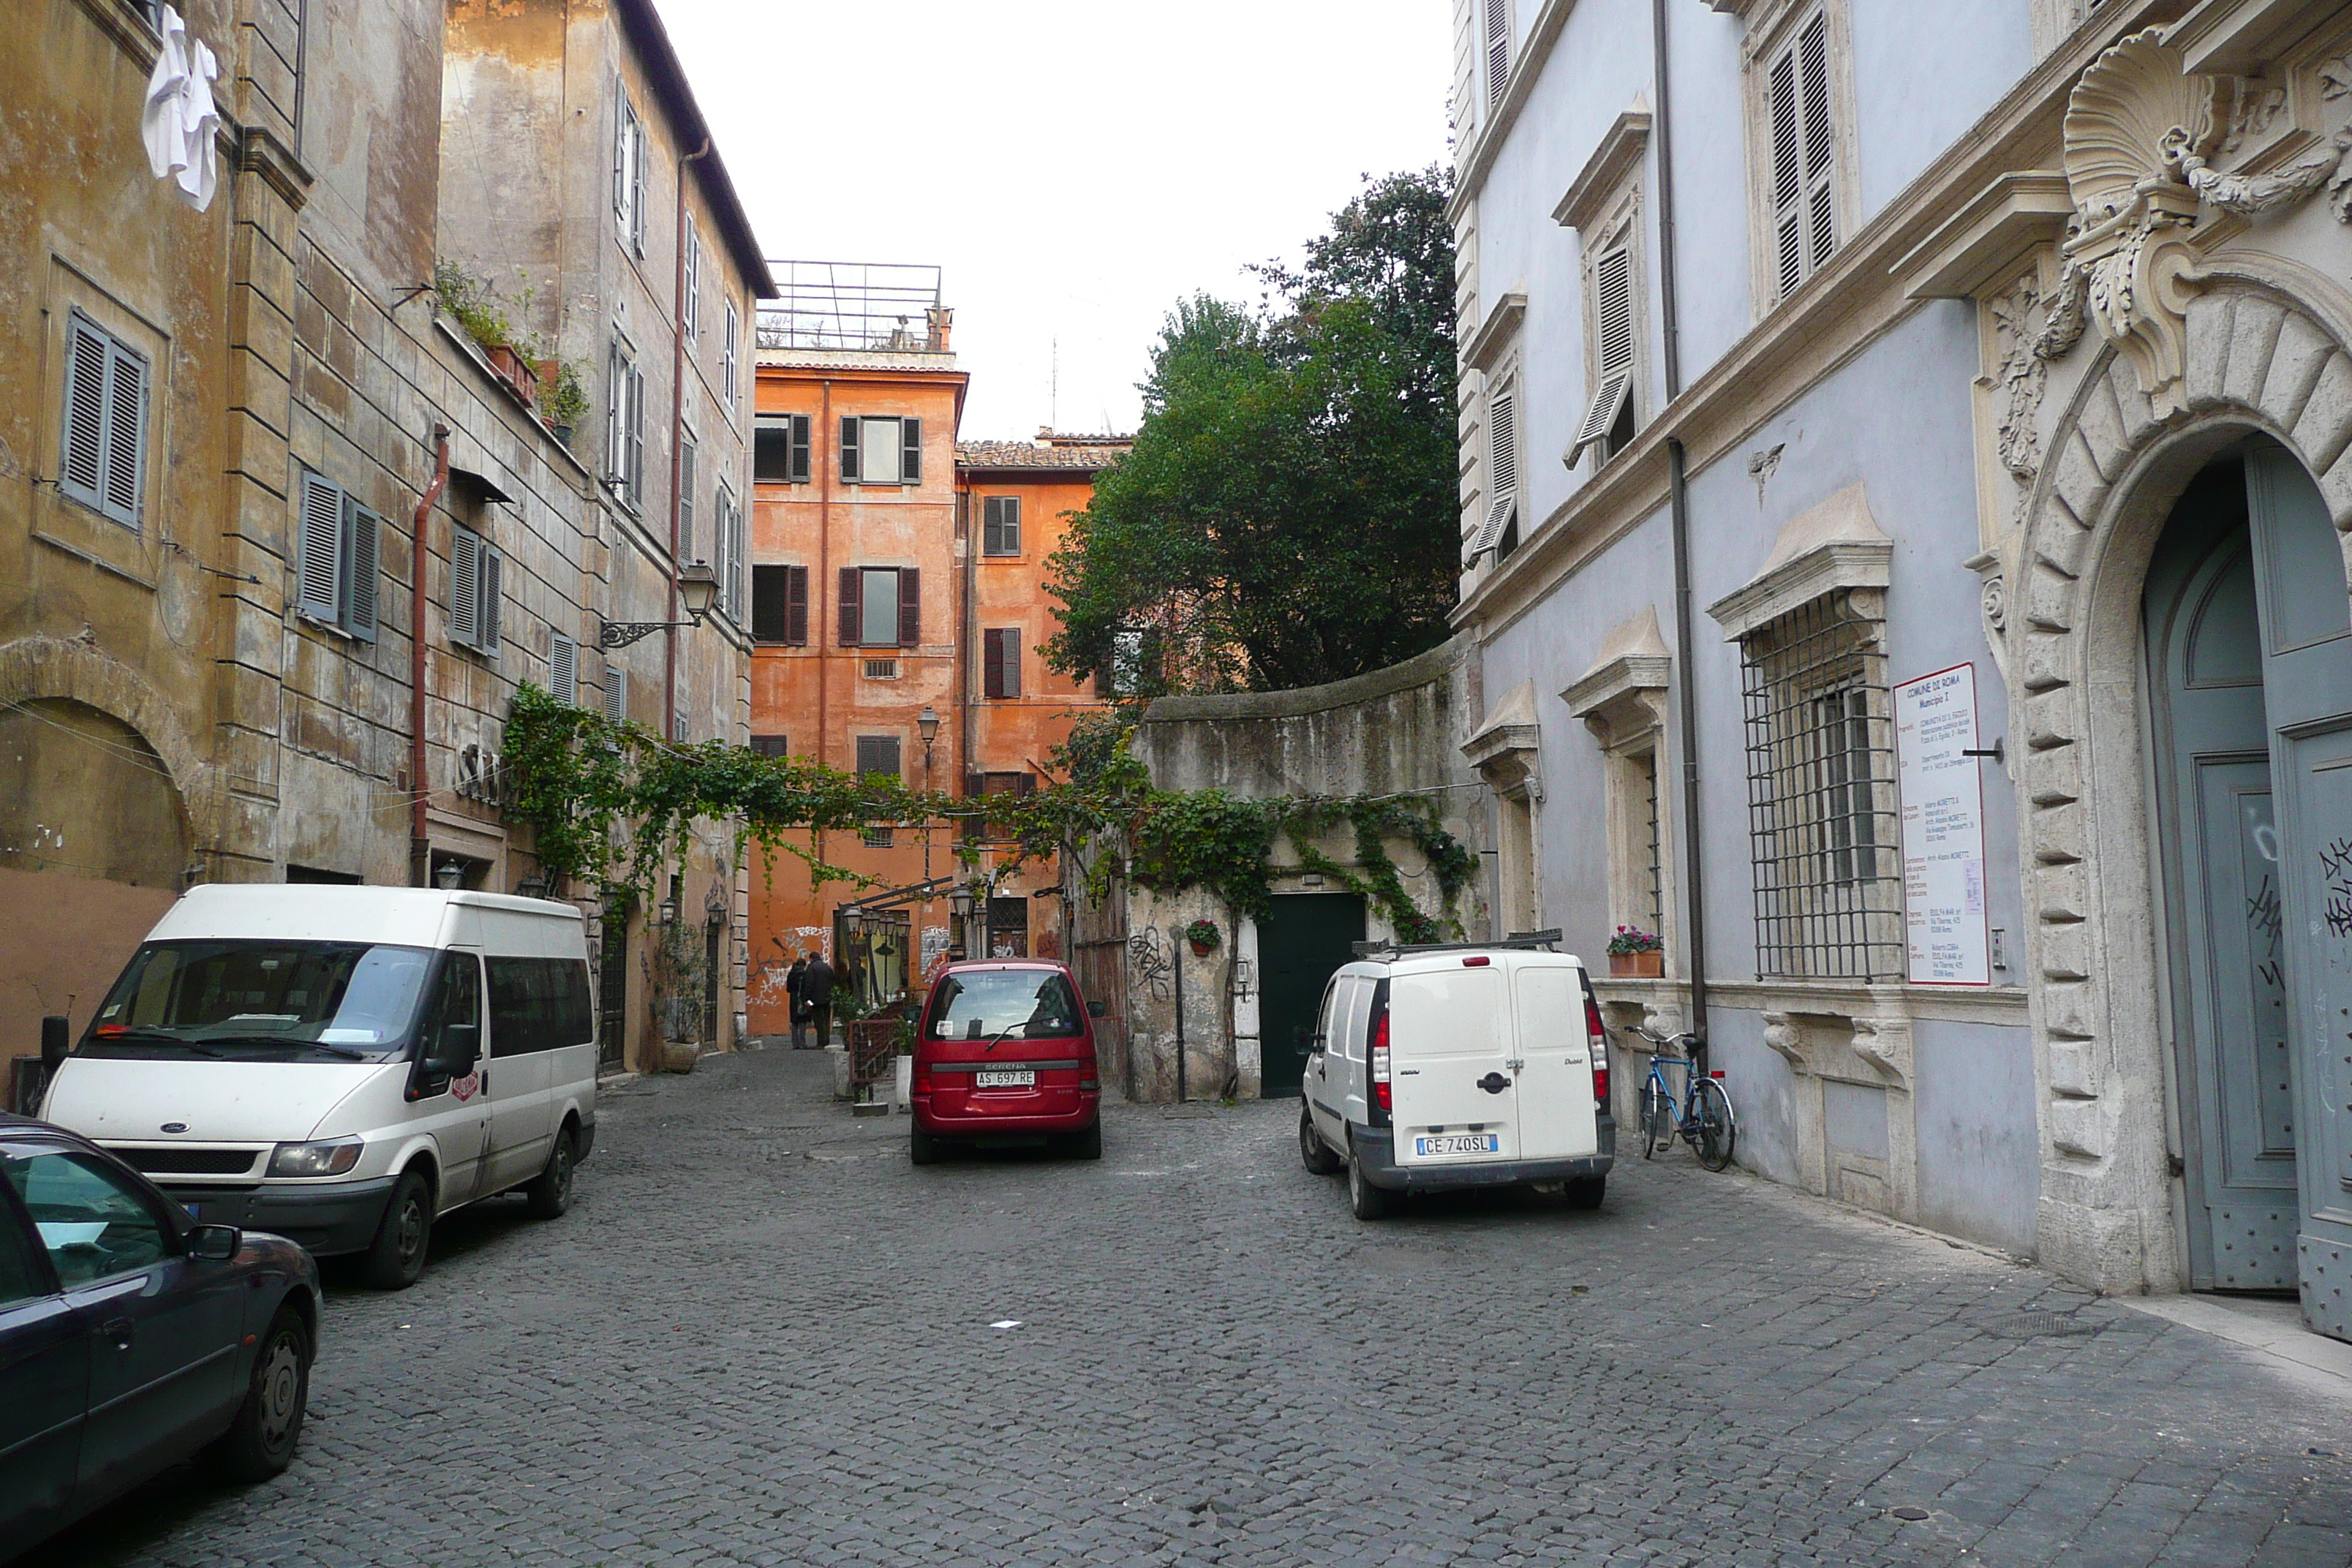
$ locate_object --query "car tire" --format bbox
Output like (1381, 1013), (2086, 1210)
(1563, 1176), (1606, 1210)
(523, 1126), (576, 1220)
(1068, 1120), (1103, 1160)
(1298, 1106), (1343, 1175)
(208, 1305), (310, 1482)
(361, 1169), (432, 1291)
(1347, 1142), (1399, 1221)
(910, 1123), (943, 1165)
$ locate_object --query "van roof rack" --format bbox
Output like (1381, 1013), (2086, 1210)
(1351, 928), (1562, 960)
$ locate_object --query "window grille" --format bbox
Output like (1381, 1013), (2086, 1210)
(1767, 11), (1838, 300)
(1738, 588), (1902, 980)
(1637, 747), (1662, 933)
(863, 658), (900, 679)
(862, 827), (895, 848)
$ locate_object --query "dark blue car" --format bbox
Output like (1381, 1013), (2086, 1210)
(0, 1112), (320, 1558)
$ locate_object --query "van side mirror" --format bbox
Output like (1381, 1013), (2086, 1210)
(1087, 1000), (1107, 1019)
(423, 1022), (479, 1076)
(40, 1015), (69, 1069)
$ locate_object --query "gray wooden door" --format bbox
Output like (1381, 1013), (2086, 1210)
(2146, 472), (2296, 1288)
(2244, 445), (2352, 1339)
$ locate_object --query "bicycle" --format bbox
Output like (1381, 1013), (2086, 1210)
(1624, 1024), (1737, 1172)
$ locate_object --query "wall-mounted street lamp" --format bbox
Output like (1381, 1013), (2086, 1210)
(598, 562), (721, 649)
(434, 859), (464, 890)
(917, 706), (941, 764)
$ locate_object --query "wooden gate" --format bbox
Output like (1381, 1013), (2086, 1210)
(1068, 873), (1131, 1101)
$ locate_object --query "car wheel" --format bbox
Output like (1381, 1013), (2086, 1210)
(1563, 1176), (1606, 1210)
(523, 1126), (576, 1220)
(361, 1169), (432, 1291)
(1347, 1142), (1398, 1221)
(910, 1123), (943, 1165)
(208, 1305), (310, 1482)
(1066, 1120), (1103, 1160)
(1298, 1106), (1343, 1175)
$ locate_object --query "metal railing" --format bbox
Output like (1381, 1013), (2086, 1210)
(756, 260), (946, 353)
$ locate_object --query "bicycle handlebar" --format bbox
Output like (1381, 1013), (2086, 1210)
(1622, 1022), (1698, 1049)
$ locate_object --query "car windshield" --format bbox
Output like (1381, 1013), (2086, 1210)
(923, 970), (1082, 1042)
(78, 941), (436, 1062)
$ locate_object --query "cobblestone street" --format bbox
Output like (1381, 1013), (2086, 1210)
(36, 1046), (2352, 1568)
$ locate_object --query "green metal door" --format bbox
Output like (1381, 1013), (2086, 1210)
(1256, 894), (1364, 1098)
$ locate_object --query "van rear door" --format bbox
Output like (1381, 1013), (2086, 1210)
(1389, 961), (1516, 1164)
(1510, 962), (1599, 1159)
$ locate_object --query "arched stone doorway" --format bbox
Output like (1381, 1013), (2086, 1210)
(2010, 280), (2352, 1338)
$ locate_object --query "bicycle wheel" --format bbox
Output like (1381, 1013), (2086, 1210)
(1639, 1079), (1667, 1159)
(1690, 1076), (1737, 1172)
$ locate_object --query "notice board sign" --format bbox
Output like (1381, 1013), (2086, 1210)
(1895, 662), (1991, 986)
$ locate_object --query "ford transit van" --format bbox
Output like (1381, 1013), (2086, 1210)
(1297, 942), (1613, 1219)
(42, 885), (598, 1289)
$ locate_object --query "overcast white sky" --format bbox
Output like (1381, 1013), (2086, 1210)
(657, 1), (1454, 440)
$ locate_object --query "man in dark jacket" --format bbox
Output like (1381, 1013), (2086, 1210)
(800, 950), (835, 1051)
(784, 954), (809, 1049)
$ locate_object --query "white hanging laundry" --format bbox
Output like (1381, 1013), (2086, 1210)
(141, 5), (221, 214)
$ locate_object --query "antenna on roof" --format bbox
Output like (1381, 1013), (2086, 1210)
(1051, 336), (1058, 433)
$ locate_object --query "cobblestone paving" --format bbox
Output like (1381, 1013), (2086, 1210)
(35, 1047), (2352, 1568)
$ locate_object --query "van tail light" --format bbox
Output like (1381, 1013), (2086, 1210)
(1369, 995), (1392, 1123)
(1585, 993), (1610, 1110)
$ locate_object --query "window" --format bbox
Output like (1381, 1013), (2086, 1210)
(603, 662), (627, 723)
(683, 215), (700, 339)
(1766, 10), (1838, 300)
(1569, 238), (1638, 466)
(987, 895), (1030, 960)
(750, 734), (788, 758)
(982, 496), (1022, 556)
(983, 627), (1022, 699)
(59, 310), (148, 530)
(606, 341), (646, 510)
(614, 88), (646, 257)
(862, 826), (895, 848)
(863, 657), (900, 679)
(755, 413), (811, 483)
(922, 968), (1079, 1040)
(839, 565), (918, 648)
(839, 415), (922, 486)
(717, 484), (744, 622)
(4, 1151), (170, 1286)
(962, 772), (1034, 842)
(723, 300), (739, 407)
(295, 472), (381, 641)
(0, 1184), (45, 1306)
(1738, 588), (1901, 979)
(753, 564), (809, 644)
(1484, 0), (1512, 109)
(448, 524), (503, 655)
(1636, 747), (1663, 933)
(550, 631), (578, 706)
(678, 434), (697, 560)
(487, 957), (593, 1056)
(854, 735), (902, 782)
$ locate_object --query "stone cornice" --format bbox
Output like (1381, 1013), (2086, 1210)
(1464, 292), (1528, 374)
(1896, 171), (2074, 299)
(1447, 0), (1583, 224)
(1450, 0), (2187, 641)
(1561, 652), (1670, 723)
(238, 126), (313, 212)
(1553, 107), (1652, 231)
(2171, 0), (2339, 72)
(1707, 539), (1892, 641)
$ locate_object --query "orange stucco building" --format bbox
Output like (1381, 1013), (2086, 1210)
(742, 265), (1126, 1032)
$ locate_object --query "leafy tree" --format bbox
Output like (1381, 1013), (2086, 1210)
(1044, 167), (1459, 693)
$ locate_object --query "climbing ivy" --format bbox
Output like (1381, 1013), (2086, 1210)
(502, 685), (1475, 940)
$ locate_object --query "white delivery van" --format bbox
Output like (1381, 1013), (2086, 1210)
(41, 885), (598, 1289)
(1296, 941), (1613, 1219)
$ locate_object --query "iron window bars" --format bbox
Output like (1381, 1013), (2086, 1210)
(1738, 587), (1903, 981)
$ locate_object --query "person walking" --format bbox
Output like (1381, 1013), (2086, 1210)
(784, 953), (809, 1049)
(801, 949), (835, 1051)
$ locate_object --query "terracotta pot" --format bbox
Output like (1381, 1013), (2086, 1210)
(486, 343), (536, 406)
(1608, 950), (1665, 978)
(1188, 939), (1215, 958)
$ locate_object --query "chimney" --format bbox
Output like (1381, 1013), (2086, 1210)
(926, 306), (954, 352)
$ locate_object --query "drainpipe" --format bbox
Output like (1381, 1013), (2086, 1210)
(1170, 925), (1187, 1104)
(409, 423), (451, 889)
(818, 378), (834, 771)
(665, 138), (713, 744)
(1654, 0), (1709, 1054)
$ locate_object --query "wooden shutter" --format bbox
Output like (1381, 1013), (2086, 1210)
(897, 566), (920, 648)
(297, 472), (345, 622)
(678, 436), (697, 559)
(752, 565), (789, 641)
(1002, 631), (1020, 698)
(684, 215), (699, 337)
(1485, 0), (1510, 109)
(724, 300), (739, 404)
(59, 316), (109, 511)
(839, 565), (862, 645)
(606, 343), (625, 479)
(479, 545), (503, 655)
(100, 338), (146, 527)
(723, 490), (744, 619)
(630, 111), (647, 256)
(1569, 249), (1637, 463)
(626, 365), (647, 508)
(983, 628), (1006, 699)
(790, 415), (811, 483)
(342, 500), (380, 641)
(1768, 14), (1836, 300)
(1800, 14), (1835, 273)
(786, 564), (809, 644)
(449, 526), (479, 647)
(1488, 392), (1517, 499)
(551, 632), (578, 706)
(603, 662), (626, 723)
(855, 735), (902, 780)
(751, 734), (788, 758)
(613, 94), (631, 217)
(900, 417), (922, 484)
(839, 415), (860, 482)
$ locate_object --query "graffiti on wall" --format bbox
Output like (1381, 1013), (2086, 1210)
(1128, 927), (1172, 1002)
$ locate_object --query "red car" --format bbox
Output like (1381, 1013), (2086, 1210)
(910, 961), (1104, 1163)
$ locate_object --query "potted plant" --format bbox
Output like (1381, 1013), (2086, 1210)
(1185, 919), (1221, 958)
(1606, 926), (1665, 978)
